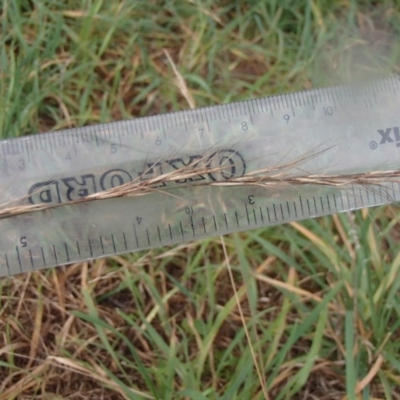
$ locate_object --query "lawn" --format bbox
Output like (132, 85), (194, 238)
(1, 0), (400, 399)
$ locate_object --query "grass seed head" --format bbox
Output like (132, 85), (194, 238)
(0, 147), (398, 220)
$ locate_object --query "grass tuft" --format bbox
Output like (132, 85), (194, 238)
(2, 0), (400, 398)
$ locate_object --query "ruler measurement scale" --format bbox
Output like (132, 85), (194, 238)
(7, 182), (395, 276)
(1, 76), (400, 276)
(3, 88), (339, 168)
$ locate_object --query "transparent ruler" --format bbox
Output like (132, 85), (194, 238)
(1, 76), (400, 277)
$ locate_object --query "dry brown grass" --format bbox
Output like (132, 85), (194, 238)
(1, 236), (397, 398)
(1, 145), (398, 220)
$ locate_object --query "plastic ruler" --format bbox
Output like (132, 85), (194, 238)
(1, 76), (400, 276)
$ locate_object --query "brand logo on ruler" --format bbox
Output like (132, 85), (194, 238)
(378, 127), (400, 147)
(27, 149), (246, 205)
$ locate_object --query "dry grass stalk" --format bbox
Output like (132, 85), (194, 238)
(0, 149), (398, 220)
